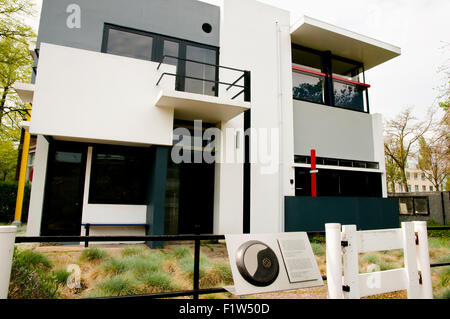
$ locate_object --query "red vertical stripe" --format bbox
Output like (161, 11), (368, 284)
(311, 149), (317, 197)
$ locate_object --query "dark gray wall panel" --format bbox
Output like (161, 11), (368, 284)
(37, 0), (220, 52)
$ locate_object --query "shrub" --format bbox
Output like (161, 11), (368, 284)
(16, 249), (52, 269)
(171, 247), (191, 259)
(120, 246), (148, 257)
(53, 269), (71, 285)
(311, 243), (325, 256)
(362, 254), (379, 265)
(103, 258), (129, 275)
(0, 182), (31, 223)
(141, 271), (174, 291)
(8, 248), (59, 299)
(211, 262), (233, 285)
(79, 248), (108, 262)
(97, 275), (138, 296)
(178, 254), (210, 279)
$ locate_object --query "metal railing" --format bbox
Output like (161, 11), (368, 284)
(13, 226), (449, 299)
(156, 55), (251, 102)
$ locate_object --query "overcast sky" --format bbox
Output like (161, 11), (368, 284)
(29, 0), (449, 121)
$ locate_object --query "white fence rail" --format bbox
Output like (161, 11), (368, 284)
(0, 226), (17, 299)
(326, 221), (433, 299)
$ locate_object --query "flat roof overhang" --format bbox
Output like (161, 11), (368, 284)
(154, 89), (250, 123)
(291, 16), (401, 71)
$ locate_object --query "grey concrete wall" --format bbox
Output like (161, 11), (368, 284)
(390, 191), (449, 225)
(37, 0), (220, 52)
(293, 100), (376, 162)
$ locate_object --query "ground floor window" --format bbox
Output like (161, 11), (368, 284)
(88, 145), (152, 205)
(295, 167), (382, 197)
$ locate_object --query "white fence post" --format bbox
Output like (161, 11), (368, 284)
(413, 221), (433, 299)
(342, 225), (360, 299)
(326, 223), (343, 299)
(0, 226), (17, 299)
(401, 222), (421, 299)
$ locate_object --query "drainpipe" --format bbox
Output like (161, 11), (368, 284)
(276, 21), (285, 232)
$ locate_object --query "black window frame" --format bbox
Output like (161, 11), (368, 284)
(101, 23), (220, 96)
(397, 196), (430, 216)
(291, 43), (370, 114)
(88, 144), (152, 205)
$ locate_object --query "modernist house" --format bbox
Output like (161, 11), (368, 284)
(15, 0), (402, 239)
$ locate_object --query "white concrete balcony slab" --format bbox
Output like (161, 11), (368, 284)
(13, 82), (35, 104)
(154, 88), (250, 123)
(153, 56), (251, 123)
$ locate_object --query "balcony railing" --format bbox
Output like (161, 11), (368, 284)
(156, 55), (251, 102)
(292, 65), (370, 113)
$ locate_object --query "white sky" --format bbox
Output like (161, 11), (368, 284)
(29, 0), (450, 121)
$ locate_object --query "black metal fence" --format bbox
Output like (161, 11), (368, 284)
(14, 227), (449, 299)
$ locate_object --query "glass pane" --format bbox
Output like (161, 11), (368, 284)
(163, 40), (179, 66)
(399, 198), (413, 215)
(292, 70), (325, 104)
(292, 47), (323, 72)
(55, 151), (82, 163)
(366, 162), (379, 169)
(185, 45), (217, 96)
(107, 28), (153, 60)
(89, 146), (151, 205)
(414, 198), (428, 215)
(334, 81), (366, 111)
(332, 58), (362, 82)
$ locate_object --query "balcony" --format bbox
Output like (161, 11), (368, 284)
(154, 55), (251, 123)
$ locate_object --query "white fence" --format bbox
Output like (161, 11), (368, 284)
(0, 226), (17, 299)
(326, 221), (433, 299)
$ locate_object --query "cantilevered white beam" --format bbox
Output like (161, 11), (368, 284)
(291, 16), (401, 71)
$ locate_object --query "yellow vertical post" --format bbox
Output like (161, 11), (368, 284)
(13, 106), (32, 224)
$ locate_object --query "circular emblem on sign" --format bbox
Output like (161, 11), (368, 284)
(235, 241), (279, 287)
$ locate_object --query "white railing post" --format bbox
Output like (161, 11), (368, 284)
(413, 221), (433, 299)
(342, 225), (360, 299)
(326, 223), (343, 299)
(401, 222), (421, 299)
(0, 226), (17, 299)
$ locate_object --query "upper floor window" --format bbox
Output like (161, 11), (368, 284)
(106, 28), (154, 60)
(292, 45), (369, 113)
(102, 24), (218, 96)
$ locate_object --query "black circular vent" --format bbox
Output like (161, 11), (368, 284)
(202, 23), (212, 34)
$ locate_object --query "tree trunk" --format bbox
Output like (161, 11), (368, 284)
(400, 168), (409, 192)
(0, 86), (9, 126)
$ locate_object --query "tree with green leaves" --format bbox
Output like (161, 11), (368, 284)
(0, 0), (35, 44)
(0, 138), (17, 181)
(0, 37), (33, 127)
(384, 107), (433, 192)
